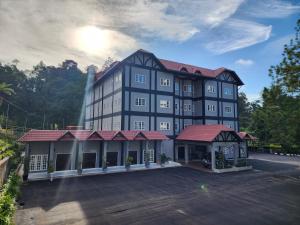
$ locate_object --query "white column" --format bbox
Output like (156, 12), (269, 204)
(184, 143), (189, 164)
(210, 144), (216, 171)
(49, 142), (55, 162)
(77, 142), (84, 171)
(103, 142), (107, 168)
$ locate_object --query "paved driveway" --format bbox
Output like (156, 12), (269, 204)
(16, 155), (300, 225)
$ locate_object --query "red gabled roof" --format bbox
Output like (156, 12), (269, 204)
(96, 131), (117, 140)
(176, 125), (234, 142)
(18, 129), (169, 142)
(142, 131), (169, 140)
(70, 130), (92, 141)
(18, 130), (65, 142)
(238, 132), (258, 141)
(159, 58), (224, 78)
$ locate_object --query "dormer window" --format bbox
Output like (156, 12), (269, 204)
(195, 70), (201, 75)
(180, 67), (188, 73)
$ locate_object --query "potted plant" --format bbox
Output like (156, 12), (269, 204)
(102, 158), (108, 171)
(144, 152), (150, 168)
(48, 163), (54, 182)
(160, 153), (169, 167)
(125, 156), (133, 171)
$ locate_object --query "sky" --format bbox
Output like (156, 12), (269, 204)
(0, 0), (299, 102)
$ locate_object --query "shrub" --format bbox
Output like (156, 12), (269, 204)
(160, 153), (170, 164)
(0, 172), (21, 225)
(125, 156), (133, 168)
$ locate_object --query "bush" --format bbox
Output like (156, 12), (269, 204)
(160, 153), (170, 164)
(0, 172), (21, 225)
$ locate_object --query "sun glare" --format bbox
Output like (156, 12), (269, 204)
(74, 26), (110, 55)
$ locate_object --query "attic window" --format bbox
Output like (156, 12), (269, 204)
(180, 67), (188, 72)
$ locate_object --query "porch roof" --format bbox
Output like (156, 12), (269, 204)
(238, 132), (258, 141)
(18, 130), (169, 142)
(176, 125), (240, 142)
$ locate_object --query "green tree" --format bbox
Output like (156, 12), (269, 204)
(269, 19), (300, 94)
(0, 83), (15, 96)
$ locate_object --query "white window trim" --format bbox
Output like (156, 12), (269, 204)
(224, 87), (233, 95)
(225, 106), (232, 113)
(160, 100), (170, 108)
(207, 104), (216, 112)
(143, 149), (154, 163)
(160, 122), (170, 130)
(134, 121), (145, 130)
(160, 78), (170, 87)
(135, 98), (145, 106)
(135, 74), (145, 83)
(207, 85), (215, 93)
(183, 85), (192, 93)
(184, 104), (192, 111)
(29, 154), (48, 172)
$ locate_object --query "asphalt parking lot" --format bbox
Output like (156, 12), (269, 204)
(16, 153), (300, 225)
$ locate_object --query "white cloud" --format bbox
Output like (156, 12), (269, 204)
(1, 0), (295, 69)
(235, 59), (254, 66)
(205, 19), (272, 54)
(241, 0), (300, 18)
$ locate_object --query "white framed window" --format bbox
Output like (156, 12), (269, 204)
(175, 82), (180, 91)
(143, 149), (154, 163)
(225, 106), (232, 113)
(160, 122), (170, 130)
(135, 74), (145, 83)
(207, 85), (215, 93)
(207, 104), (216, 112)
(183, 85), (192, 92)
(29, 154), (48, 172)
(184, 104), (192, 111)
(135, 98), (145, 106)
(160, 100), (170, 108)
(160, 78), (170, 86)
(115, 74), (122, 83)
(134, 121), (145, 130)
(224, 87), (233, 95)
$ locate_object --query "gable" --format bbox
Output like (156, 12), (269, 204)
(214, 131), (241, 142)
(124, 51), (164, 69)
(217, 71), (243, 85)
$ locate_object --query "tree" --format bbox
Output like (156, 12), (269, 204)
(238, 92), (251, 130)
(269, 19), (300, 94)
(0, 83), (15, 96)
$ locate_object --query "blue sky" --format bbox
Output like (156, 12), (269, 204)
(0, 0), (299, 101)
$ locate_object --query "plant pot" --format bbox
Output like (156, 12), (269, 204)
(125, 165), (130, 171)
(49, 173), (54, 182)
(22, 174), (28, 181)
(78, 169), (82, 175)
(103, 167), (107, 172)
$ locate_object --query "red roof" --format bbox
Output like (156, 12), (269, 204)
(176, 125), (234, 142)
(238, 132), (258, 140)
(159, 59), (226, 78)
(18, 130), (65, 142)
(18, 130), (168, 142)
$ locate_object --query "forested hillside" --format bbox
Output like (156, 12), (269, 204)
(0, 60), (87, 132)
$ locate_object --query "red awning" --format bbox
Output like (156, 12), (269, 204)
(176, 124), (239, 142)
(18, 130), (169, 142)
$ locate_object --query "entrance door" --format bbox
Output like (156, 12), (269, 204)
(56, 154), (71, 171)
(82, 153), (96, 169)
(191, 146), (207, 161)
(178, 147), (185, 160)
(128, 151), (138, 164)
(106, 152), (118, 166)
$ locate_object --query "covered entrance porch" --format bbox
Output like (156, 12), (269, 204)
(175, 125), (252, 172)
